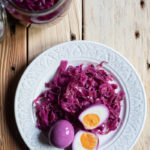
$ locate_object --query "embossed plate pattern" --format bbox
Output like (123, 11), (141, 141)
(15, 41), (146, 150)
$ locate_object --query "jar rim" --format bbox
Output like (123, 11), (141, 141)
(6, 0), (66, 16)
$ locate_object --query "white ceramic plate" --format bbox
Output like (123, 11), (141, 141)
(15, 41), (146, 150)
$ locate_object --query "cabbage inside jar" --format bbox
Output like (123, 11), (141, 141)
(2, 0), (71, 23)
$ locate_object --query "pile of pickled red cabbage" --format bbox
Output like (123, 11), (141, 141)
(12, 0), (59, 11)
(34, 61), (125, 134)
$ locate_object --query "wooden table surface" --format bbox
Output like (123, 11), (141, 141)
(0, 0), (150, 149)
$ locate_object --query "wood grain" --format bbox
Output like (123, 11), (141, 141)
(0, 21), (27, 150)
(0, 0), (82, 149)
(28, 0), (82, 62)
(1, 0), (150, 150)
(83, 0), (150, 149)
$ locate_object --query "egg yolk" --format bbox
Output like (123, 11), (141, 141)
(80, 133), (98, 150)
(82, 114), (100, 129)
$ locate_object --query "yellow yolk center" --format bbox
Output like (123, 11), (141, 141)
(80, 133), (98, 150)
(82, 114), (100, 129)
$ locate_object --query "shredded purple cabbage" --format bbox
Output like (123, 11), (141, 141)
(11, 0), (59, 11)
(34, 60), (125, 134)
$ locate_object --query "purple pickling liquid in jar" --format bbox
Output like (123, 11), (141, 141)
(2, 0), (71, 23)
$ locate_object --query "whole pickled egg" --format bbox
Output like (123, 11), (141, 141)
(48, 120), (74, 148)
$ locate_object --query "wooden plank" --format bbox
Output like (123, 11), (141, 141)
(0, 22), (27, 150)
(28, 0), (82, 62)
(83, 0), (150, 149)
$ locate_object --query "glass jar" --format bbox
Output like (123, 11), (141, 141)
(0, 0), (72, 39)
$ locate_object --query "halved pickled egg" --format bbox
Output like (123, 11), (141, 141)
(79, 104), (109, 130)
(72, 130), (99, 150)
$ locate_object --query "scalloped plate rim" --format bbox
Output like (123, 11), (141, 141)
(14, 40), (147, 150)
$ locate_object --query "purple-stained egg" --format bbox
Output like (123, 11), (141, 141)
(78, 104), (109, 130)
(48, 120), (74, 148)
(72, 130), (99, 150)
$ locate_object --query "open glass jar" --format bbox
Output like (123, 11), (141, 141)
(0, 0), (72, 39)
